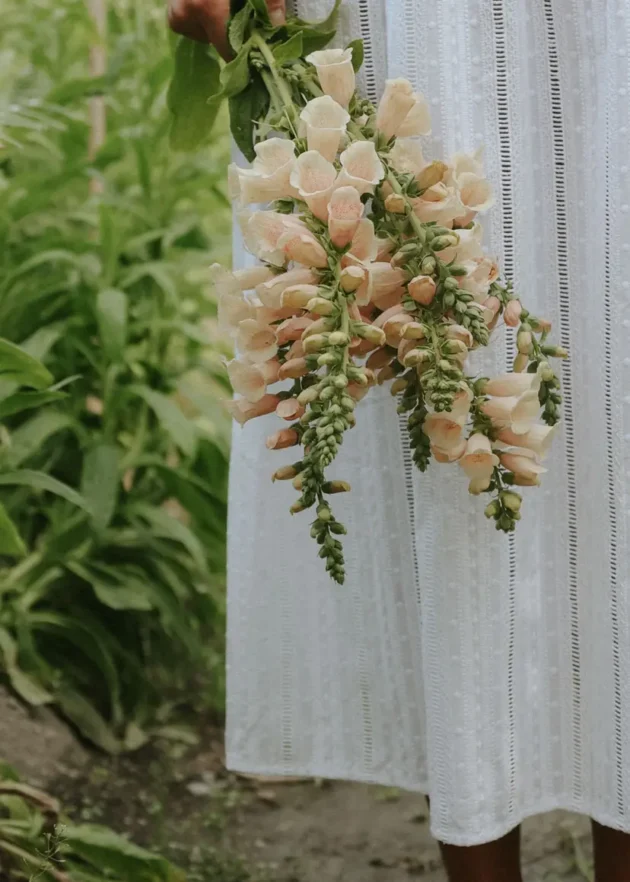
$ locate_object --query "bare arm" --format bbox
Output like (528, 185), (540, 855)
(167, 0), (286, 59)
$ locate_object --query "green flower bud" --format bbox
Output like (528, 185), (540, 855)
(323, 480), (351, 494)
(340, 396), (355, 411)
(303, 333), (329, 353)
(421, 256), (437, 274)
(443, 277), (459, 292)
(307, 297), (335, 316)
(500, 491), (522, 513)
(432, 233), (459, 251)
(331, 374), (349, 388)
(272, 465), (299, 482)
(317, 504), (332, 522)
(484, 500), (500, 519)
(318, 352), (337, 366)
(297, 386), (319, 406)
(328, 331), (349, 346)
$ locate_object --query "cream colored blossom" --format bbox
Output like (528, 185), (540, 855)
(482, 390), (541, 435)
(497, 424), (557, 458)
(423, 412), (466, 451)
(226, 393), (280, 426)
(229, 138), (296, 205)
(432, 440), (467, 463)
(499, 447), (547, 482)
(397, 91), (431, 137)
(449, 383), (474, 419)
(412, 182), (466, 225)
(276, 398), (305, 421)
(277, 225), (329, 268)
(280, 283), (321, 309)
(256, 268), (318, 308)
(445, 324), (474, 349)
(438, 222), (485, 264)
(217, 291), (256, 337)
(299, 95), (350, 161)
(338, 141), (385, 195)
(483, 369), (542, 397)
(328, 186), (364, 248)
(459, 433), (500, 491)
(266, 428), (300, 449)
(376, 79), (430, 139)
(408, 274), (436, 306)
(289, 150), (337, 220)
(306, 48), (356, 108)
(347, 219), (379, 262)
(239, 210), (303, 266)
(458, 256), (499, 302)
(235, 318), (277, 364)
(389, 139), (426, 176)
(225, 358), (279, 402)
(504, 299), (523, 327)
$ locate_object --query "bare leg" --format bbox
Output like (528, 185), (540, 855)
(438, 826), (523, 882)
(592, 820), (630, 882)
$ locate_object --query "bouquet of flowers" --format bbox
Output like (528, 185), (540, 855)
(183, 0), (565, 584)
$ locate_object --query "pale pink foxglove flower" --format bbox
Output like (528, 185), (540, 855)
(432, 440), (467, 463)
(227, 393), (280, 426)
(347, 218), (379, 262)
(445, 324), (474, 349)
(423, 412), (466, 451)
(239, 210), (305, 266)
(278, 357), (309, 380)
(299, 95), (350, 161)
(276, 398), (306, 421)
(384, 193), (406, 214)
(364, 262), (407, 309)
(277, 227), (329, 268)
(459, 433), (500, 492)
(276, 315), (313, 345)
(449, 383), (474, 419)
(484, 368), (542, 397)
(389, 138), (427, 176)
(229, 138), (297, 205)
(328, 186), (364, 248)
(280, 283), (322, 309)
(504, 299), (523, 327)
(454, 172), (495, 226)
(408, 274), (437, 306)
(209, 263), (276, 297)
(340, 265), (366, 292)
(438, 222), (485, 264)
(289, 150), (337, 220)
(482, 390), (541, 435)
(266, 428), (300, 449)
(337, 141), (385, 195)
(448, 148), (485, 180)
(306, 48), (356, 108)
(236, 318), (278, 364)
(372, 304), (407, 328)
(499, 447), (547, 482)
(256, 268), (318, 308)
(225, 358), (280, 402)
(397, 91), (431, 137)
(458, 256), (499, 302)
(382, 313), (414, 346)
(497, 424), (557, 458)
(412, 182), (466, 225)
(375, 78), (417, 140)
(217, 292), (256, 337)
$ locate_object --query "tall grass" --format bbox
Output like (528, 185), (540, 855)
(0, 0), (232, 751)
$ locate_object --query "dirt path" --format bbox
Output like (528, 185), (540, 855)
(0, 695), (593, 882)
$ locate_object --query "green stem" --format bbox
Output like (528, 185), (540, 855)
(386, 169), (426, 241)
(253, 32), (298, 130)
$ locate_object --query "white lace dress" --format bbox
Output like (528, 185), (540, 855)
(226, 0), (630, 845)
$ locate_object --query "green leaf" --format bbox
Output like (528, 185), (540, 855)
(19, 327), (61, 362)
(64, 824), (181, 880)
(47, 74), (111, 105)
(0, 339), (52, 390)
(228, 5), (252, 53)
(247, 0), (272, 26)
(80, 444), (120, 531)
(5, 411), (73, 467)
(347, 38), (364, 72)
(273, 32), (304, 63)
(229, 73), (269, 162)
(96, 288), (127, 363)
(0, 389), (66, 420)
(129, 387), (197, 457)
(55, 689), (122, 754)
(67, 561), (153, 612)
(220, 47), (251, 98)
(0, 502), (26, 558)
(167, 38), (222, 151)
(131, 503), (207, 573)
(0, 626), (52, 705)
(0, 470), (91, 512)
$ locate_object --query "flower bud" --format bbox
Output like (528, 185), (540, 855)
(401, 321), (428, 340)
(279, 357), (309, 380)
(513, 353), (529, 373)
(302, 317), (333, 338)
(484, 500), (500, 519)
(303, 333), (329, 353)
(331, 374), (349, 388)
(297, 386), (319, 405)
(317, 352), (337, 366)
(443, 338), (469, 356)
(403, 348), (431, 367)
(384, 193), (407, 214)
(517, 330), (533, 354)
(417, 160), (448, 190)
(432, 233), (459, 251)
(292, 474), (304, 490)
(540, 362), (555, 382)
(354, 323), (385, 346)
(323, 480), (351, 494)
(276, 398), (305, 421)
(328, 331), (349, 346)
(272, 464), (299, 482)
(307, 297), (335, 316)
(408, 275), (437, 306)
(340, 265), (366, 293)
(504, 299), (522, 327)
(366, 348), (393, 370)
(500, 490), (522, 513)
(421, 256), (436, 274)
(281, 284), (321, 309)
(290, 501), (307, 514)
(513, 474), (541, 487)
(541, 344), (568, 359)
(266, 428), (300, 450)
(316, 504), (332, 522)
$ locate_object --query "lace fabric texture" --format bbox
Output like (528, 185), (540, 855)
(226, 0), (630, 845)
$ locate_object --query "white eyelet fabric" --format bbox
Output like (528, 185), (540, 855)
(226, 0), (630, 845)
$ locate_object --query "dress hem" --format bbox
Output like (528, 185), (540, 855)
(225, 755), (630, 847)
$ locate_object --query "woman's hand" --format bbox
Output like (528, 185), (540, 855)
(168, 0), (286, 59)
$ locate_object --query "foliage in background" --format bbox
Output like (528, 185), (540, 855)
(0, 761), (184, 881)
(0, 0), (232, 751)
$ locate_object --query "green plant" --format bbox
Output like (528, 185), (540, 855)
(0, 761), (184, 881)
(0, 0), (232, 750)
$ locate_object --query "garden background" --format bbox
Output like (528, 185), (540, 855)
(0, 1), (597, 879)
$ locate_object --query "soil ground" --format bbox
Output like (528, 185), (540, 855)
(1, 689), (593, 882)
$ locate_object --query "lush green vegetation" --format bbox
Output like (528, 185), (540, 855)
(0, 0), (232, 751)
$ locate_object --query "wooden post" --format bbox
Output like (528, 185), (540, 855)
(88, 0), (107, 193)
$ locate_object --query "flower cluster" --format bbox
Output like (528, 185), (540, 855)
(216, 41), (565, 584)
